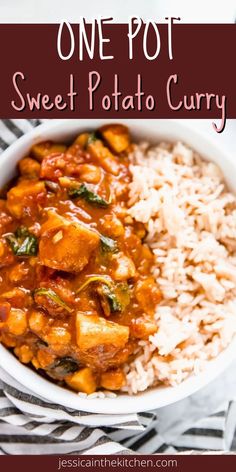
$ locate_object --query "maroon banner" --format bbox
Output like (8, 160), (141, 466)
(0, 23), (235, 128)
(0, 454), (236, 471)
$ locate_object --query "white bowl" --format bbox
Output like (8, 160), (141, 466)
(1, 119), (236, 414)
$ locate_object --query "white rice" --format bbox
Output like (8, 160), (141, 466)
(122, 140), (236, 394)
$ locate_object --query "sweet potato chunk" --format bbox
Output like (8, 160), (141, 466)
(100, 124), (130, 153)
(130, 317), (157, 339)
(100, 369), (125, 390)
(112, 253), (136, 281)
(65, 367), (97, 394)
(39, 211), (100, 273)
(7, 180), (46, 218)
(76, 313), (129, 351)
(88, 140), (120, 176)
(73, 133), (89, 148)
(31, 141), (66, 161)
(78, 164), (101, 184)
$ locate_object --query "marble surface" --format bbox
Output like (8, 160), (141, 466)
(1, 0), (236, 23)
(156, 359), (236, 442)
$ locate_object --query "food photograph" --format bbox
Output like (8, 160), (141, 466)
(0, 0), (236, 463)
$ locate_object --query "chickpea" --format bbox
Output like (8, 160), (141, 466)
(1, 288), (31, 308)
(6, 308), (27, 336)
(45, 326), (71, 346)
(29, 310), (47, 334)
(1, 332), (17, 347)
(14, 345), (33, 364)
(18, 157), (41, 177)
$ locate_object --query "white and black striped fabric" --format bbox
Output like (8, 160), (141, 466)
(1, 365), (236, 455)
(0, 368), (154, 455)
(0, 119), (236, 455)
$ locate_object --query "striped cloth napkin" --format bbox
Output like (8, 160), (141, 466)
(0, 119), (236, 455)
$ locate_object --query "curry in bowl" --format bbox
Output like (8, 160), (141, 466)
(1, 123), (236, 397)
(0, 125), (161, 394)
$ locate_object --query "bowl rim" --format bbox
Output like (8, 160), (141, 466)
(0, 118), (236, 414)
